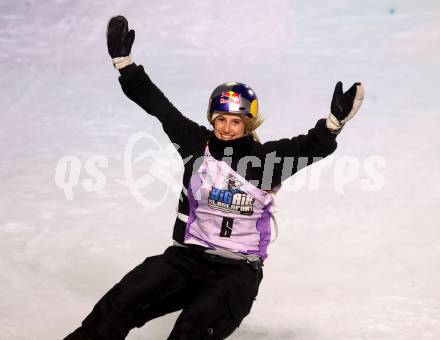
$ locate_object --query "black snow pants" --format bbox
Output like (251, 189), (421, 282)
(64, 245), (263, 340)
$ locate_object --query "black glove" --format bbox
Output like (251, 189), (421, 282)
(106, 15), (135, 58)
(327, 81), (364, 131)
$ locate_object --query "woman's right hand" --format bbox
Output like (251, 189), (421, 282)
(106, 15), (135, 59)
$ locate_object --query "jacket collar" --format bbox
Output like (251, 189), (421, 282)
(208, 132), (253, 160)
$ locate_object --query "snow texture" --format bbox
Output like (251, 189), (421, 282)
(0, 0), (439, 339)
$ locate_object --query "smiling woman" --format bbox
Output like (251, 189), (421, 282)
(213, 114), (245, 140)
(207, 82), (265, 143)
(64, 15), (364, 340)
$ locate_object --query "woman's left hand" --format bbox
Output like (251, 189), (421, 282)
(326, 81), (364, 132)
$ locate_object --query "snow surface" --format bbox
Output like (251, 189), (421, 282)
(1, 0), (440, 339)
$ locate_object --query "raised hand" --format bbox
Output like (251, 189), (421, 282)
(327, 81), (364, 131)
(106, 15), (135, 59)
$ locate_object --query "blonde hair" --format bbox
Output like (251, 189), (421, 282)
(242, 114), (264, 142)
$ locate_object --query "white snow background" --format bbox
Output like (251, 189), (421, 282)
(1, 0), (439, 339)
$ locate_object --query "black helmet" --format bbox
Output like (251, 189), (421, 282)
(207, 82), (259, 121)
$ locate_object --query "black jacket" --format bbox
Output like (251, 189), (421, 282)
(118, 64), (337, 243)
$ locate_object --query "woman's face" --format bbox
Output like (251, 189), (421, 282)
(213, 114), (246, 141)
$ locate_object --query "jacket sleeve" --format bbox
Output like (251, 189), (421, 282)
(117, 63), (209, 160)
(260, 118), (338, 185)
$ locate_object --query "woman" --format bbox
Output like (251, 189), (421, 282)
(65, 16), (364, 340)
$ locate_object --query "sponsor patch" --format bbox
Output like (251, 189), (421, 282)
(219, 91), (241, 106)
(208, 175), (254, 215)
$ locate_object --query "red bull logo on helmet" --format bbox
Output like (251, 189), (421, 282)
(220, 91), (241, 106)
